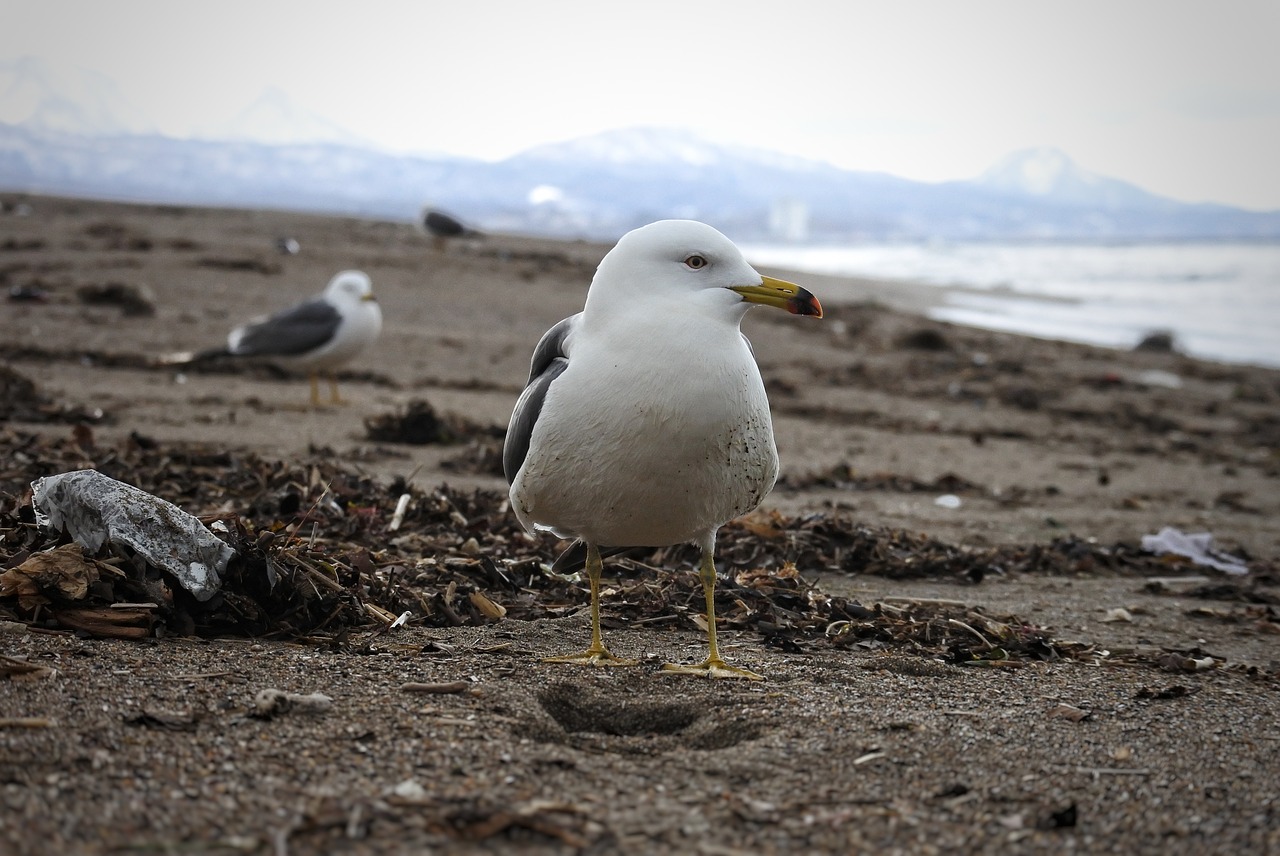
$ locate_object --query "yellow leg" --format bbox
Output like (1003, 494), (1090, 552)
(543, 543), (639, 667)
(662, 549), (763, 680)
(327, 373), (347, 405)
(308, 373), (323, 407)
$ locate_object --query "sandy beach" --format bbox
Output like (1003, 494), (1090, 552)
(2, 196), (1278, 854)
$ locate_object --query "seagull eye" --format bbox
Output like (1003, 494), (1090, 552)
(684, 254), (708, 270)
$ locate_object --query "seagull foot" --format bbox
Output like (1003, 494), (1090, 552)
(661, 657), (764, 681)
(543, 647), (639, 668)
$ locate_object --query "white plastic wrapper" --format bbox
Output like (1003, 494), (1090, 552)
(31, 469), (235, 601)
(1140, 526), (1248, 576)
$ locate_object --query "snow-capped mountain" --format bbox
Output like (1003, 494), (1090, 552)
(975, 146), (1173, 210)
(514, 126), (834, 174)
(0, 56), (155, 136)
(194, 85), (372, 148)
(2, 81), (1278, 241)
(0, 56), (369, 148)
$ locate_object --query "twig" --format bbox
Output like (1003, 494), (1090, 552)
(881, 596), (971, 607)
(947, 617), (993, 647)
(0, 718), (55, 728)
(388, 493), (411, 532)
(400, 680), (472, 694)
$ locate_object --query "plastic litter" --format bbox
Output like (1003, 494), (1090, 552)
(1140, 526), (1248, 576)
(31, 469), (235, 601)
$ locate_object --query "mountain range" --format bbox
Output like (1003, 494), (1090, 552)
(2, 57), (1277, 242)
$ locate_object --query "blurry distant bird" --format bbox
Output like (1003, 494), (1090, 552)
(163, 270), (381, 407)
(421, 208), (482, 250)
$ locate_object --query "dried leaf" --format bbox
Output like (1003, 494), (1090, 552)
(0, 544), (100, 608)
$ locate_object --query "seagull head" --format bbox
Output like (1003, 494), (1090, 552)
(586, 220), (821, 321)
(324, 270), (377, 305)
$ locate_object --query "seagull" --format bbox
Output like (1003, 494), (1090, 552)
(504, 220), (822, 680)
(421, 208), (482, 250)
(171, 270), (382, 407)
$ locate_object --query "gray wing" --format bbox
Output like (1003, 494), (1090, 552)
(503, 314), (578, 484)
(228, 298), (342, 357)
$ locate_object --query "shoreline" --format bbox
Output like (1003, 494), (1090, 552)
(746, 239), (1280, 370)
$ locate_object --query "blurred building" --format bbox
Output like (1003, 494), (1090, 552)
(769, 198), (810, 242)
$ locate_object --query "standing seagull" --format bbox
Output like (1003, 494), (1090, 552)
(189, 270), (382, 407)
(504, 220), (822, 680)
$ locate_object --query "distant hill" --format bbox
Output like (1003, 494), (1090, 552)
(2, 57), (1277, 242)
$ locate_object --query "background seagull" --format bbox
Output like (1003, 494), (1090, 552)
(167, 270), (382, 407)
(504, 220), (822, 680)
(420, 208), (483, 250)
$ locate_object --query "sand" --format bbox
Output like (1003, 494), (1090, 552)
(1, 195), (1278, 854)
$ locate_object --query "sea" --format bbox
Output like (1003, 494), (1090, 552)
(741, 241), (1280, 369)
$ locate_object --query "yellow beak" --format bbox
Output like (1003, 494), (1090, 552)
(730, 276), (823, 318)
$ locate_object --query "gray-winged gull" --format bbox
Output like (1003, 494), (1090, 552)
(504, 219), (822, 680)
(183, 270), (382, 406)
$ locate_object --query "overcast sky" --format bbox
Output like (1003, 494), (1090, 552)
(4, 0), (1279, 209)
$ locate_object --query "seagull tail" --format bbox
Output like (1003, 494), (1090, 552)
(551, 541), (639, 575)
(153, 346), (232, 367)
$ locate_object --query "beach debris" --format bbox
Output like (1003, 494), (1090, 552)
(1101, 607), (1134, 623)
(400, 680), (472, 694)
(0, 366), (105, 424)
(1156, 653), (1216, 673)
(1134, 330), (1178, 353)
(364, 399), (497, 445)
(83, 220), (152, 250)
(442, 799), (595, 848)
(1136, 684), (1200, 700)
(779, 464), (984, 498)
(7, 284), (50, 303)
(1, 429), (1274, 681)
(0, 717), (56, 729)
(388, 493), (412, 531)
(55, 606), (155, 639)
(1134, 369), (1183, 389)
(934, 494), (963, 509)
(1037, 803), (1079, 830)
(125, 708), (199, 730)
(32, 469), (235, 601)
(275, 237), (300, 255)
(1047, 703), (1091, 722)
(1, 654), (57, 681)
(75, 281), (156, 316)
(195, 256), (282, 275)
(392, 780), (428, 801)
(898, 327), (952, 351)
(252, 689), (333, 718)
(1140, 526), (1249, 575)
(0, 543), (102, 606)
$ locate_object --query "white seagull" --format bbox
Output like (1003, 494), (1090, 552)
(504, 220), (822, 680)
(190, 270), (382, 406)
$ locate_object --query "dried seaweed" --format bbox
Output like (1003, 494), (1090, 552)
(0, 428), (1272, 680)
(364, 399), (501, 446)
